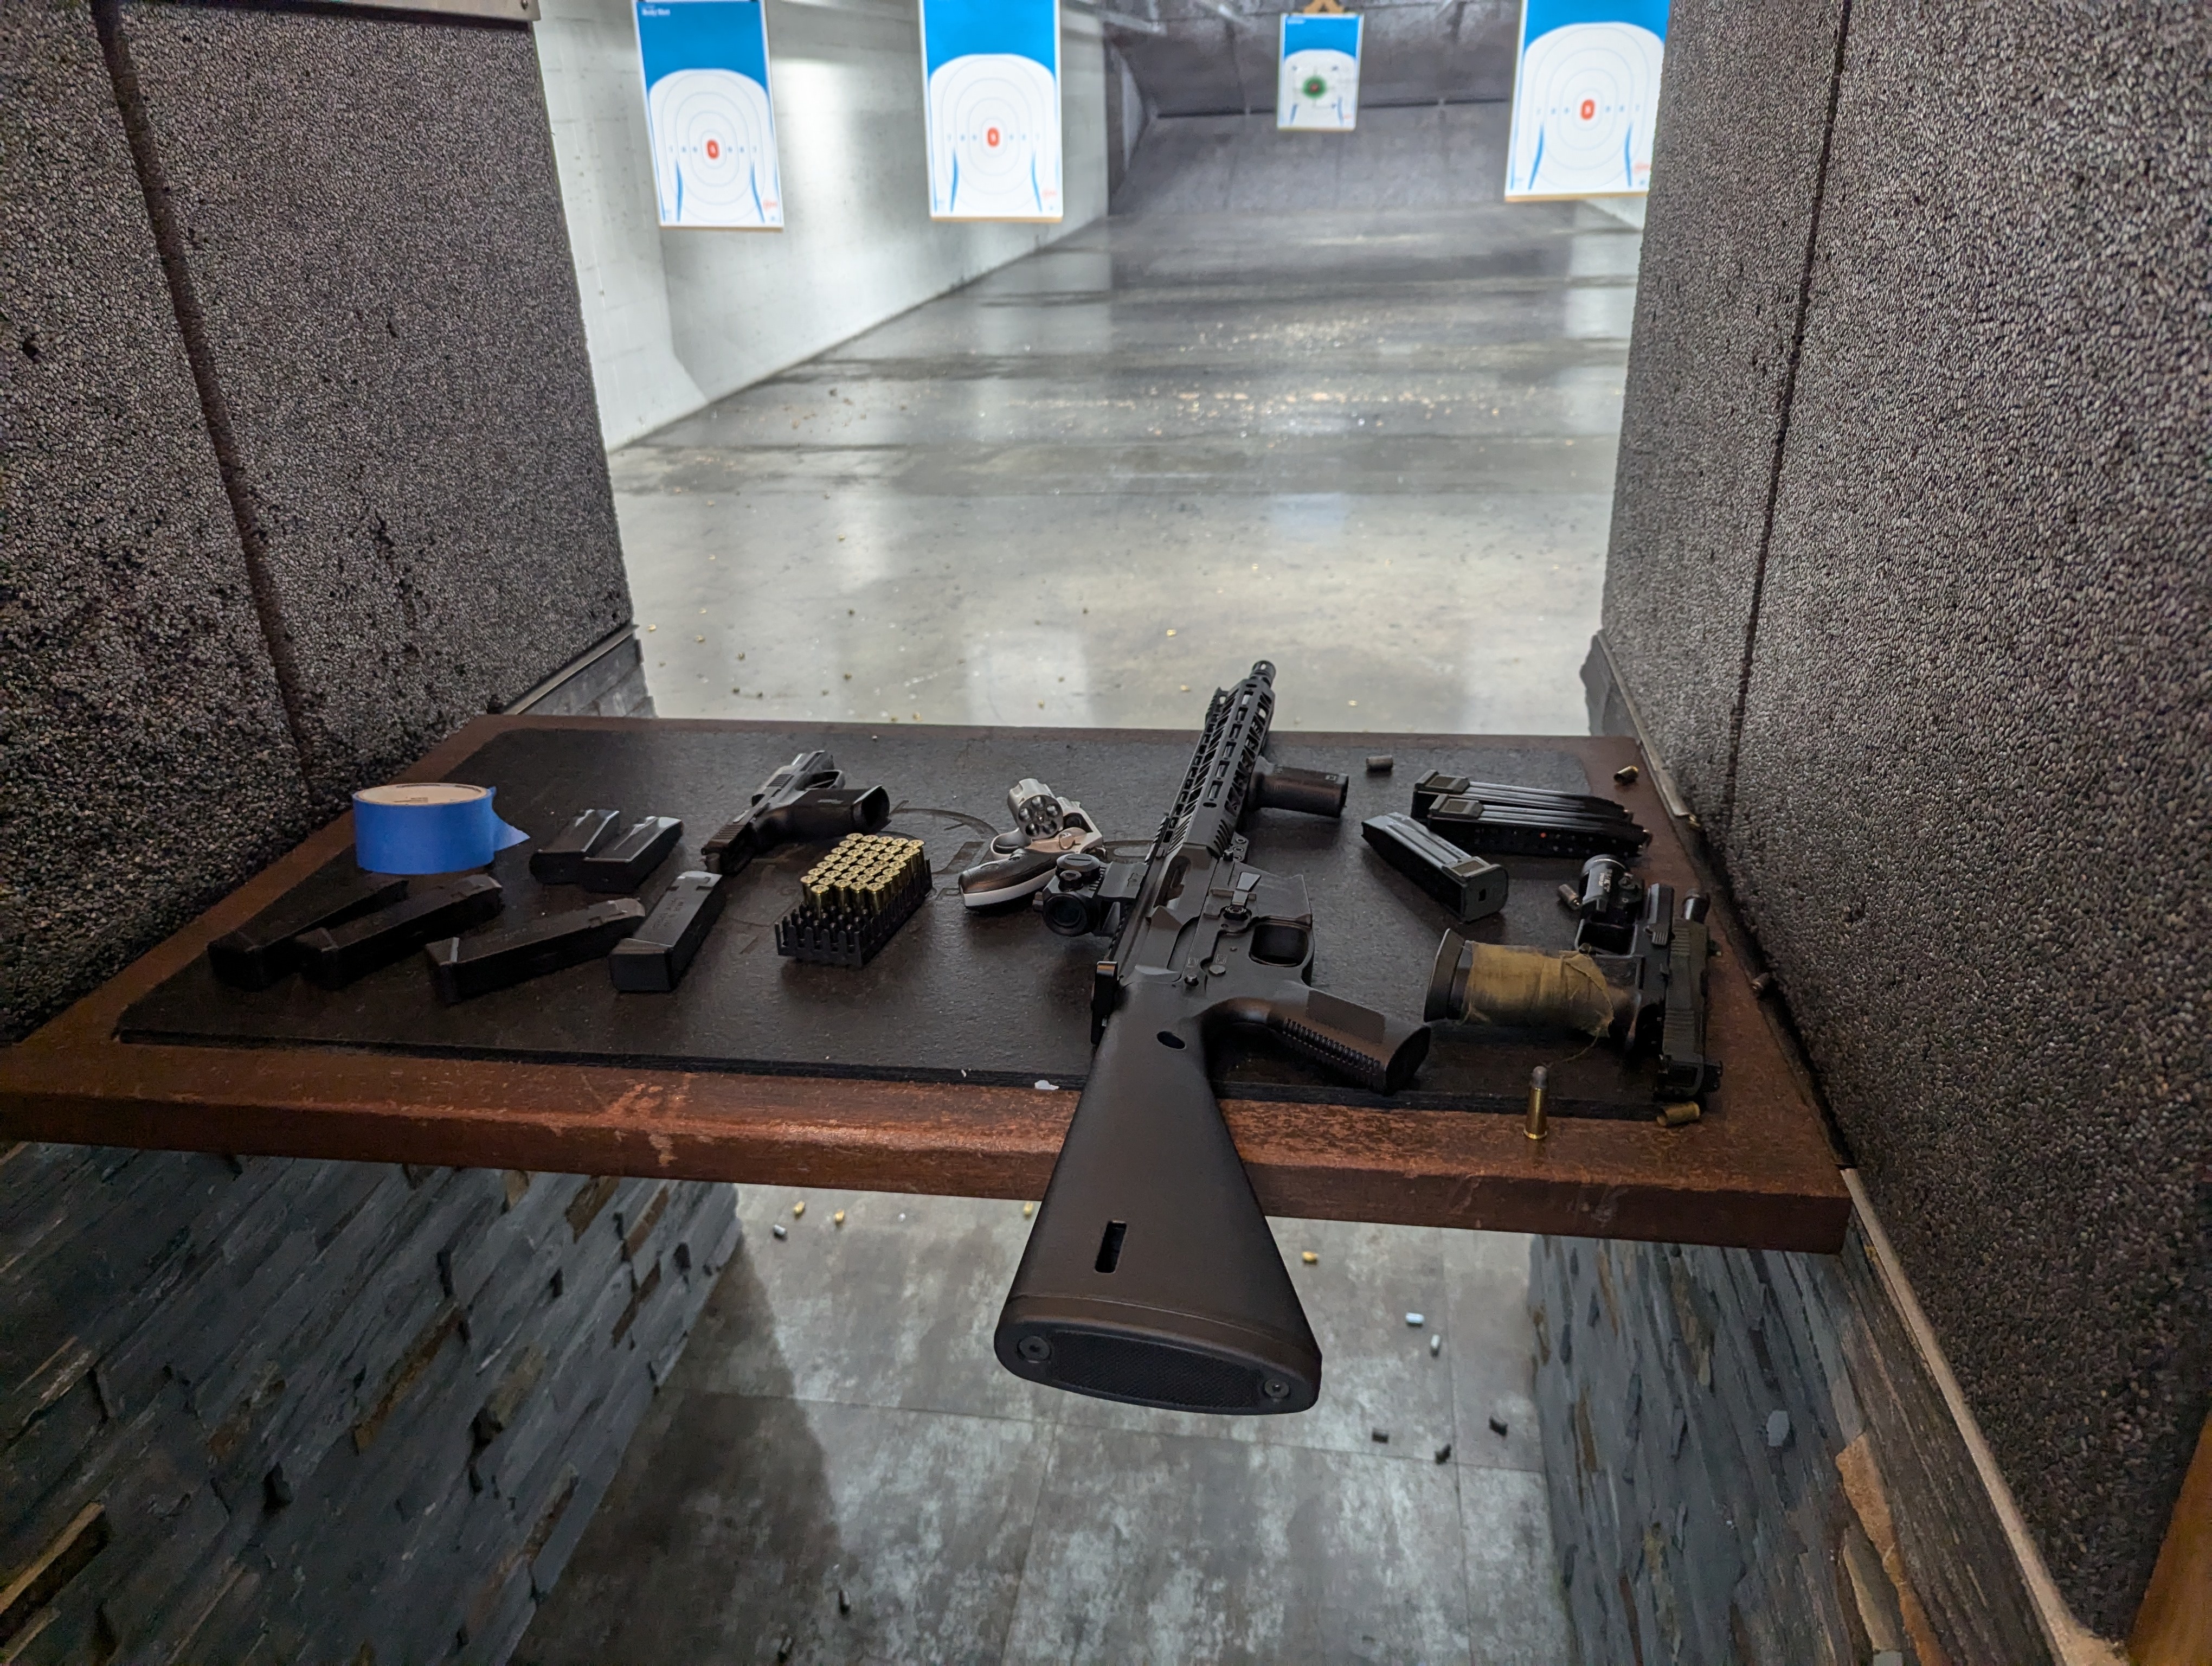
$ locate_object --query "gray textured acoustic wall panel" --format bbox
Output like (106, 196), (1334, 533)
(1602, 0), (2212, 1635)
(0, 0), (313, 1044)
(1598, 0), (1846, 818)
(1722, 3), (2211, 1630)
(119, 1), (628, 789)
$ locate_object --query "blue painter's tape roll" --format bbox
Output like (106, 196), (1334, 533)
(352, 783), (530, 875)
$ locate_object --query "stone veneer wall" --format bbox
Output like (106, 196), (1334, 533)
(2, 1151), (736, 1664)
(1532, 1222), (2066, 1666)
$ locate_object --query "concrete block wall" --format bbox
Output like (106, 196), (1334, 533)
(1103, 41), (1152, 204)
(0, 1146), (737, 1664)
(1596, 0), (2211, 1639)
(534, 0), (1112, 448)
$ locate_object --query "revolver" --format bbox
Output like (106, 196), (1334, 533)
(957, 779), (1105, 909)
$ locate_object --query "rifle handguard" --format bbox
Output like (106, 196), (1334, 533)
(1426, 933), (1613, 1036)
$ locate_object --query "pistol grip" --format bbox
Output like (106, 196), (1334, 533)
(1427, 935), (1616, 1036)
(1262, 986), (1431, 1094)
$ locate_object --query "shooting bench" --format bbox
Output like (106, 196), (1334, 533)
(0, 718), (1848, 1253)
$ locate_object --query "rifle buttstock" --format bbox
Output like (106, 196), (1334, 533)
(994, 983), (1321, 1414)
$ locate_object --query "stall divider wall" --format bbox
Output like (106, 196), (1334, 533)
(2, 3), (734, 1658)
(1576, 0), (2210, 1654)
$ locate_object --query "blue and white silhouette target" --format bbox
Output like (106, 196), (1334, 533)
(1505, 0), (1668, 198)
(921, 0), (1063, 221)
(1277, 14), (1362, 132)
(635, 1), (783, 229)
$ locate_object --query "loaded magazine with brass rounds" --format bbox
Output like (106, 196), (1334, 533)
(774, 833), (931, 967)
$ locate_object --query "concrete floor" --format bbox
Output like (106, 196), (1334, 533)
(517, 1197), (1560, 1666)
(609, 193), (1638, 736)
(521, 138), (1638, 1665)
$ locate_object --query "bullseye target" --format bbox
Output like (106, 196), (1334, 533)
(649, 69), (781, 226)
(1504, 8), (1668, 200)
(920, 0), (1062, 222)
(929, 55), (1061, 218)
(634, 2), (785, 230)
(1277, 14), (1362, 132)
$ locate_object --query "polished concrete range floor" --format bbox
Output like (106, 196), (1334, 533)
(518, 1197), (1561, 1665)
(522, 133), (1637, 1665)
(610, 188), (1638, 736)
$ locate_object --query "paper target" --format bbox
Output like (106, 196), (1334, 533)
(648, 69), (781, 227)
(1277, 14), (1362, 131)
(919, 0), (1062, 221)
(926, 54), (1062, 219)
(1506, 18), (1665, 198)
(1278, 49), (1360, 130)
(634, 1), (784, 230)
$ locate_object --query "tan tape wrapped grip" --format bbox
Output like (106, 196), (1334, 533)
(1454, 942), (1613, 1036)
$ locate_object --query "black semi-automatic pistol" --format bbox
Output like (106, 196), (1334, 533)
(702, 750), (891, 876)
(1427, 854), (1721, 1103)
(994, 661), (1431, 1416)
